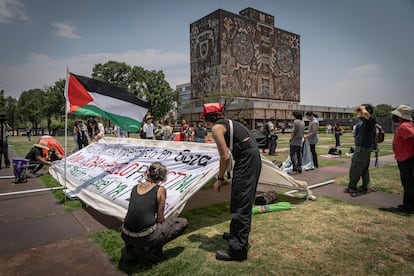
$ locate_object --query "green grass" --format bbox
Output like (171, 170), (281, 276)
(90, 196), (414, 275)
(10, 133), (414, 275)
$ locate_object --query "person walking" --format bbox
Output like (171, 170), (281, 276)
(121, 162), (188, 263)
(305, 111), (319, 168)
(391, 105), (414, 213)
(202, 103), (261, 261)
(333, 122), (344, 148)
(289, 111), (304, 174)
(344, 104), (376, 195)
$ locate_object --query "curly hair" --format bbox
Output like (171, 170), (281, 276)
(147, 162), (167, 183)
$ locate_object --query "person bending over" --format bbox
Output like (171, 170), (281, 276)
(203, 103), (262, 261)
(25, 141), (52, 177)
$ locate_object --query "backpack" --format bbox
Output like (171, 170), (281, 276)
(264, 123), (270, 137)
(375, 124), (385, 144)
(328, 147), (341, 155)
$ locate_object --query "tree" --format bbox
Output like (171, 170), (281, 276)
(18, 89), (45, 133)
(4, 96), (18, 133)
(44, 79), (66, 133)
(375, 104), (393, 117)
(142, 70), (179, 119)
(92, 61), (179, 120)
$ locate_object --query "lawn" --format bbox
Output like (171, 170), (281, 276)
(8, 132), (413, 275)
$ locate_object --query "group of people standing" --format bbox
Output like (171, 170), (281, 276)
(72, 118), (105, 152)
(140, 116), (208, 143)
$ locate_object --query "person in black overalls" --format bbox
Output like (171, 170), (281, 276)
(202, 103), (262, 261)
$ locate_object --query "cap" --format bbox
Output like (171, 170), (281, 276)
(202, 103), (223, 116)
(391, 105), (412, 121)
(34, 141), (49, 150)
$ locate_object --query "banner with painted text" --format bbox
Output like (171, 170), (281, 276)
(49, 137), (312, 221)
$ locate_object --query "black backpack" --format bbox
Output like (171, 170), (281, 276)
(264, 124), (270, 137)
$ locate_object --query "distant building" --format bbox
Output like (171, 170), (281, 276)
(179, 7), (353, 128)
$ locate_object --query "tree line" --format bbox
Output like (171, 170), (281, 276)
(0, 61), (180, 134)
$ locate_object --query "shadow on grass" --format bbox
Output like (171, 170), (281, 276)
(378, 207), (413, 217)
(187, 233), (224, 253)
(117, 246), (185, 274)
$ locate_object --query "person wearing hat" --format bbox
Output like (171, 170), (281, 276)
(25, 141), (53, 176)
(143, 115), (155, 140)
(391, 105), (414, 213)
(344, 104), (376, 196)
(202, 103), (261, 261)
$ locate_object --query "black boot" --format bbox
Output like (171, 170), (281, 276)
(215, 250), (247, 261)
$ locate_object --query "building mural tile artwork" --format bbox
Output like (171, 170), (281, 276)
(190, 7), (300, 103)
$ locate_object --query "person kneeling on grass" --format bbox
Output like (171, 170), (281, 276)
(25, 141), (53, 177)
(121, 162), (188, 263)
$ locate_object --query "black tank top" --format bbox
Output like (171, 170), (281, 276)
(216, 119), (252, 147)
(123, 184), (158, 232)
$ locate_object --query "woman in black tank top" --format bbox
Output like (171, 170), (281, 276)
(121, 162), (188, 263)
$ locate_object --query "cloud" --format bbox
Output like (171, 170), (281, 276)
(0, 0), (30, 23)
(349, 64), (382, 78)
(0, 49), (189, 98)
(51, 21), (81, 39)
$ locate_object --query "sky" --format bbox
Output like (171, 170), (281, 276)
(0, 0), (413, 108)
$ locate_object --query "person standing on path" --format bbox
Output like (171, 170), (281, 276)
(391, 105), (414, 213)
(333, 122), (344, 148)
(344, 104), (376, 195)
(290, 111), (304, 174)
(203, 103), (261, 261)
(266, 118), (278, 155)
(305, 111), (319, 168)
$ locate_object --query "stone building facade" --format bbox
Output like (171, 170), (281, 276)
(181, 7), (352, 128)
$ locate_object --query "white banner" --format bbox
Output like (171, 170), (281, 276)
(50, 137), (312, 221)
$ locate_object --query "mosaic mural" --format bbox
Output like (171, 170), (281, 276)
(190, 8), (300, 102)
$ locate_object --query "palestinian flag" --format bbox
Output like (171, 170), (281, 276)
(66, 73), (149, 132)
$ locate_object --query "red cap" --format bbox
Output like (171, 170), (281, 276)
(202, 103), (223, 116)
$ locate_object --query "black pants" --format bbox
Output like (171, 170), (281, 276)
(28, 161), (44, 173)
(0, 142), (10, 168)
(309, 143), (319, 168)
(290, 145), (302, 172)
(397, 156), (414, 210)
(268, 135), (277, 155)
(228, 147), (261, 257)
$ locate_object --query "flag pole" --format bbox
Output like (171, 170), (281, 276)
(63, 67), (69, 203)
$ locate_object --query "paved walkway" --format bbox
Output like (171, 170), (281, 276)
(0, 147), (404, 275)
